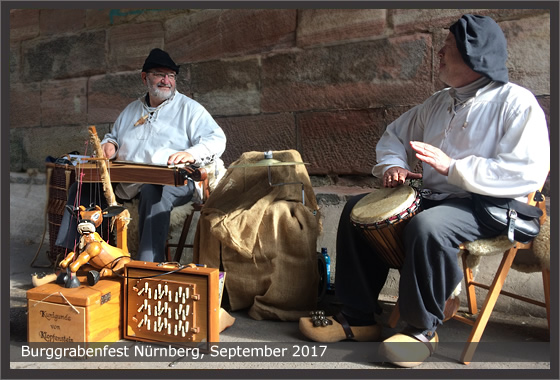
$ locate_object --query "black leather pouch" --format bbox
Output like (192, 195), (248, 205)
(471, 193), (543, 244)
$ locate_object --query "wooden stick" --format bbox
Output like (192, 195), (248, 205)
(83, 157), (110, 162)
(88, 126), (117, 207)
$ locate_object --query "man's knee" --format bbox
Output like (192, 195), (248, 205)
(405, 212), (432, 236)
(139, 184), (162, 198)
(139, 185), (167, 205)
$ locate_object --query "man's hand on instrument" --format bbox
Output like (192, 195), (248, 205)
(383, 166), (422, 188)
(168, 151), (195, 166)
(102, 142), (116, 159)
(410, 141), (451, 176)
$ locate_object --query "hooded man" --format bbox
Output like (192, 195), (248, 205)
(299, 15), (549, 367)
(57, 48), (226, 263)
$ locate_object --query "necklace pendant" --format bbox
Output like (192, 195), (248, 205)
(134, 114), (149, 127)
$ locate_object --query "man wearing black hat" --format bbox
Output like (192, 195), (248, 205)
(299, 15), (549, 367)
(57, 48), (226, 263)
(100, 48), (226, 262)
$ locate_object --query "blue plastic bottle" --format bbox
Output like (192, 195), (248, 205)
(321, 247), (332, 290)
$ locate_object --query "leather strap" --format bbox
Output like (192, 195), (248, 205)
(335, 312), (355, 339)
(507, 209), (517, 243)
(404, 329), (436, 356)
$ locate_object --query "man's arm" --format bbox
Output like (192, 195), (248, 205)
(446, 100), (549, 198)
(171, 102), (227, 166)
(373, 104), (426, 187)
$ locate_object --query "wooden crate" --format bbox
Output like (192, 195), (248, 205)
(123, 262), (220, 344)
(27, 278), (122, 343)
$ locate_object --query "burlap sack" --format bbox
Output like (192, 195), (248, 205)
(194, 150), (322, 321)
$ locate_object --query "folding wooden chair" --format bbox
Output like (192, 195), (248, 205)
(387, 189), (550, 365)
(455, 190), (549, 364)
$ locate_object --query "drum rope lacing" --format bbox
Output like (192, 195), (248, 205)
(355, 196), (422, 229)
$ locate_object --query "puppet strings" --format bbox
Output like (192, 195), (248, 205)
(72, 139), (115, 250)
(65, 139), (115, 263)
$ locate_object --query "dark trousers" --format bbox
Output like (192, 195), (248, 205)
(136, 182), (194, 262)
(335, 193), (498, 331)
(56, 181), (194, 263)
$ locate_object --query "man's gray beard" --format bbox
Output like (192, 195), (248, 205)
(150, 86), (174, 101)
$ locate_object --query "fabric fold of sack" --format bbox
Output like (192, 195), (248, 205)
(194, 150), (322, 321)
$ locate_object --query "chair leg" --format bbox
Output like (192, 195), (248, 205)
(173, 212), (195, 263)
(388, 300), (400, 328)
(461, 252), (478, 315)
(460, 246), (519, 365)
(387, 269), (402, 328)
(542, 268), (550, 330)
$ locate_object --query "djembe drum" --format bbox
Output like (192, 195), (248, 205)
(350, 185), (421, 269)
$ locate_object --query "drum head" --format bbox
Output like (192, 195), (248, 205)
(350, 186), (417, 225)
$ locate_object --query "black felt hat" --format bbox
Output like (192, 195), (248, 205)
(142, 48), (180, 74)
(449, 15), (509, 84)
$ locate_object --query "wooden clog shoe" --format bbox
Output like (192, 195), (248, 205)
(379, 330), (439, 368)
(299, 311), (381, 343)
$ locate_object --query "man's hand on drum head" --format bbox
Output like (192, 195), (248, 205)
(410, 141), (451, 176)
(383, 167), (422, 188)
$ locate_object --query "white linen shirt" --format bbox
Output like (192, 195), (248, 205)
(101, 91), (226, 167)
(101, 91), (226, 200)
(372, 81), (550, 201)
